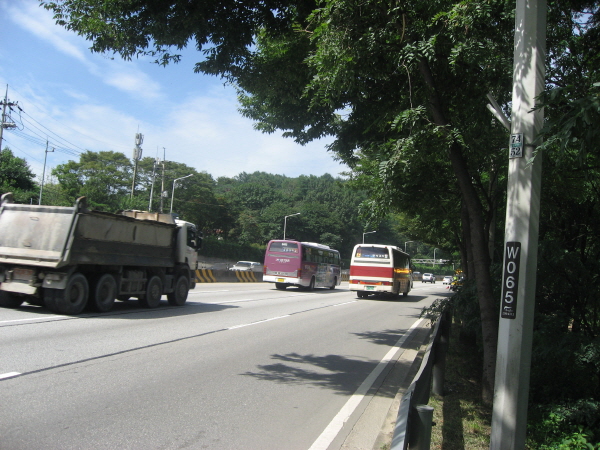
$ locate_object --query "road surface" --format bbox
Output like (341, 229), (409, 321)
(0, 282), (447, 450)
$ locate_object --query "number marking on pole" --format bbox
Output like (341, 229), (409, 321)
(501, 242), (521, 319)
(509, 133), (524, 158)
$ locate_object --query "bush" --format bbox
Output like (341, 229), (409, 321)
(528, 399), (600, 449)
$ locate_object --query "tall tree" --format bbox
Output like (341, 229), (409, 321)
(53, 150), (135, 211)
(0, 147), (38, 203)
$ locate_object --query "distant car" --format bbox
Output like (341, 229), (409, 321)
(422, 273), (435, 283)
(229, 261), (262, 272)
(443, 276), (453, 285)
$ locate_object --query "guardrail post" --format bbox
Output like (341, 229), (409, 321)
(408, 405), (434, 450)
(432, 310), (451, 396)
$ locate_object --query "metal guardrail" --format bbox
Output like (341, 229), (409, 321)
(391, 307), (451, 450)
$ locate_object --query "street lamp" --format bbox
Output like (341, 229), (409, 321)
(283, 213), (300, 240)
(170, 174), (193, 213)
(404, 240), (414, 252)
(433, 248), (439, 266)
(362, 231), (376, 244)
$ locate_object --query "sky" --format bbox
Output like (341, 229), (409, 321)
(0, 0), (348, 182)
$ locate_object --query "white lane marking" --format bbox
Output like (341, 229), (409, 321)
(226, 300), (356, 329)
(308, 318), (424, 450)
(0, 316), (68, 324)
(332, 301), (356, 307)
(201, 292), (321, 304)
(228, 315), (291, 329)
(0, 372), (21, 380)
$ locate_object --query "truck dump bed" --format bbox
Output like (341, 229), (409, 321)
(0, 197), (176, 269)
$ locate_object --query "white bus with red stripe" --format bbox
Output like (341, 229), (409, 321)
(349, 244), (412, 298)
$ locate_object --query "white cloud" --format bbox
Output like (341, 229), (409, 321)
(102, 68), (163, 101)
(6, 1), (92, 66)
(5, 0), (163, 101)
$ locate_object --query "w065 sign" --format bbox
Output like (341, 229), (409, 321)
(501, 242), (521, 319)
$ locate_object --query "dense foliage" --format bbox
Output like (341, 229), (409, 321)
(1, 146), (434, 262)
(0, 148), (37, 203)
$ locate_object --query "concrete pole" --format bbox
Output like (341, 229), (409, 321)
(39, 141), (54, 205)
(490, 0), (546, 449)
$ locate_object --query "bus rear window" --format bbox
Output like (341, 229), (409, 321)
(354, 246), (390, 259)
(269, 242), (299, 253)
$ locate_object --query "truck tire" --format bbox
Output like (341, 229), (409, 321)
(167, 273), (189, 306)
(139, 276), (162, 308)
(90, 274), (117, 312)
(0, 291), (24, 308)
(46, 273), (89, 315)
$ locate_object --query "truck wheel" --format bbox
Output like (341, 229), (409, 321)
(90, 274), (117, 312)
(47, 273), (89, 315)
(140, 276), (162, 308)
(0, 291), (24, 308)
(167, 273), (189, 306)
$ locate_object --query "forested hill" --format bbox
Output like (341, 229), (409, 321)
(2, 148), (439, 260)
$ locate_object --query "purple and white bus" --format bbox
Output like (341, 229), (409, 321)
(263, 240), (341, 290)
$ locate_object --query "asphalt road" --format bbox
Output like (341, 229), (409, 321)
(0, 281), (448, 450)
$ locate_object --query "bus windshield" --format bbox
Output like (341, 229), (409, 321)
(354, 246), (390, 259)
(268, 241), (299, 253)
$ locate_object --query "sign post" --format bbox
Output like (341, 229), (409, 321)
(490, 0), (546, 448)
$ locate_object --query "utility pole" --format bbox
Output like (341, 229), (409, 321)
(0, 85), (17, 148)
(490, 0), (546, 448)
(39, 140), (54, 205)
(148, 153), (158, 211)
(159, 147), (166, 213)
(130, 132), (143, 199)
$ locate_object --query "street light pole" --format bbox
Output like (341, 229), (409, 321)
(433, 248), (439, 266)
(283, 213), (301, 240)
(362, 231), (376, 244)
(170, 174), (193, 214)
(404, 241), (414, 252)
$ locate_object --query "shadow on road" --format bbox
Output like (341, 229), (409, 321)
(4, 298), (237, 321)
(242, 325), (427, 399)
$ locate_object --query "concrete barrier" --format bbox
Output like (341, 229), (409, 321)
(195, 269), (264, 283)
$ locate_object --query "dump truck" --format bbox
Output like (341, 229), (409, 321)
(0, 193), (201, 314)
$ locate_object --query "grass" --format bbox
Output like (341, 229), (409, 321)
(429, 321), (492, 450)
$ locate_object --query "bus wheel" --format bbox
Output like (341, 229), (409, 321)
(275, 283), (287, 290)
(308, 277), (315, 291)
(140, 276), (162, 308)
(357, 291), (367, 299)
(329, 277), (337, 290)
